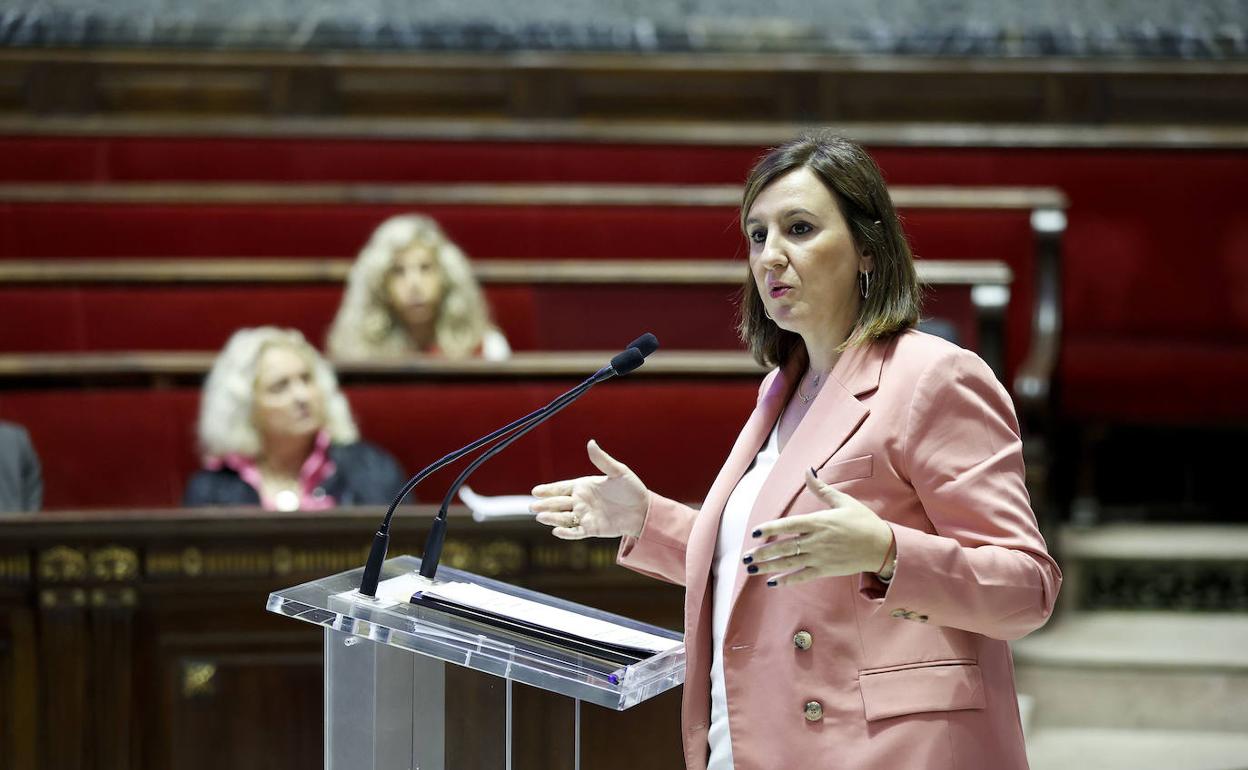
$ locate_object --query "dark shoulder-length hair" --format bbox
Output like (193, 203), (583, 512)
(736, 132), (922, 368)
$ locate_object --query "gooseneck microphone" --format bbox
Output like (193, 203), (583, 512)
(629, 332), (659, 358)
(419, 346), (647, 580)
(357, 335), (660, 596)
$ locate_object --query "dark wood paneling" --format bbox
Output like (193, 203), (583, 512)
(0, 508), (685, 770)
(1, 49), (1243, 125)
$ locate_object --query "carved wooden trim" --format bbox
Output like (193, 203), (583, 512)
(89, 545), (140, 582)
(4, 48), (1242, 125)
(0, 554), (31, 583)
(1, 48), (1243, 76)
(1, 508), (678, 770)
(181, 662), (218, 699)
(38, 546), (89, 583)
(1, 115), (1244, 149)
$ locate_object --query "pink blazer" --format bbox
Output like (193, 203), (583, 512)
(618, 329), (1061, 770)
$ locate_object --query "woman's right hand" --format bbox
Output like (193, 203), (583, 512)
(530, 440), (650, 540)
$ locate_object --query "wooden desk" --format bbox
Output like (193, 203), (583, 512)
(0, 507), (686, 770)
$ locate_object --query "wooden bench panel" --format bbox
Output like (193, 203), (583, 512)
(0, 274), (987, 362)
(1061, 339), (1248, 424)
(0, 285), (346, 352)
(0, 135), (764, 184)
(0, 202), (1036, 265)
(0, 180), (1049, 393)
(0, 506), (688, 770)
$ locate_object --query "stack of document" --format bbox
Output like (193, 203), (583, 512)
(373, 572), (680, 665)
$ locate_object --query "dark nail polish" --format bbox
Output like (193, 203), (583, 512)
(809, 466), (817, 476)
(766, 579), (778, 587)
(747, 565), (758, 574)
(742, 555), (753, 565)
(751, 529), (762, 538)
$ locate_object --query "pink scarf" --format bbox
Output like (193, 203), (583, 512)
(205, 430), (338, 511)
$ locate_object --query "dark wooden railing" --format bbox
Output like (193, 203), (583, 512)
(0, 507), (685, 770)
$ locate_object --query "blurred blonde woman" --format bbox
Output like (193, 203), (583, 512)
(327, 214), (510, 360)
(184, 327), (405, 511)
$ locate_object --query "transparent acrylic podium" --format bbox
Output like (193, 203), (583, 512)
(267, 555), (685, 769)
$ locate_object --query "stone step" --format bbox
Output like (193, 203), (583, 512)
(1060, 524), (1248, 562)
(1026, 728), (1248, 770)
(1056, 524), (1248, 612)
(1012, 612), (1248, 732)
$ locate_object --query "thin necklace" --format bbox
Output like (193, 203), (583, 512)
(797, 368), (825, 404)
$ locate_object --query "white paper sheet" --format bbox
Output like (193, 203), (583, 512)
(458, 484), (539, 522)
(423, 581), (681, 654)
(372, 573), (680, 654)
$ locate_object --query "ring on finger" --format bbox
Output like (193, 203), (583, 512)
(794, 540), (803, 557)
(570, 514), (581, 528)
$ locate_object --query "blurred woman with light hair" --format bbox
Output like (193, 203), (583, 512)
(184, 327), (405, 511)
(327, 214), (510, 360)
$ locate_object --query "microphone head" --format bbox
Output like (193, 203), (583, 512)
(609, 347), (646, 376)
(626, 333), (660, 358)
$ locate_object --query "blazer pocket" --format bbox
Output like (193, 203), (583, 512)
(858, 661), (985, 722)
(815, 454), (873, 485)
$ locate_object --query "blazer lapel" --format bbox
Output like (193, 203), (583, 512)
(726, 339), (887, 613)
(683, 357), (801, 615)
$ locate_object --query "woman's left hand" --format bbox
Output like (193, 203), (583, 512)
(743, 468), (895, 587)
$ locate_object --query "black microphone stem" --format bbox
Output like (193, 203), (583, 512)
(357, 372), (599, 596)
(420, 377), (602, 580)
(358, 339), (656, 597)
(420, 346), (650, 580)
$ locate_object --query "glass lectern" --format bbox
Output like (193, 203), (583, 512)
(267, 555), (686, 769)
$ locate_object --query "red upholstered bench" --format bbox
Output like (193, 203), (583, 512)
(0, 188), (1035, 267)
(0, 135), (764, 185)
(3, 129), (1245, 520)
(1, 136), (1240, 429)
(0, 181), (1053, 391)
(1061, 339), (1248, 426)
(0, 359), (761, 511)
(0, 260), (994, 364)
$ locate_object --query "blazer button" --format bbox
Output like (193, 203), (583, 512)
(793, 630), (813, 650)
(803, 701), (823, 722)
(890, 608), (908, 618)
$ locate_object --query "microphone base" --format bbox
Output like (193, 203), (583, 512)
(358, 530), (390, 597)
(418, 517), (448, 580)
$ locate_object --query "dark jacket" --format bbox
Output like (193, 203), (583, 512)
(183, 441), (406, 508)
(0, 421), (42, 512)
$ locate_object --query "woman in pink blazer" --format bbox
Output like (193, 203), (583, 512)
(532, 133), (1061, 770)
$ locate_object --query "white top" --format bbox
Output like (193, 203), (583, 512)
(707, 422), (781, 770)
(481, 328), (512, 361)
